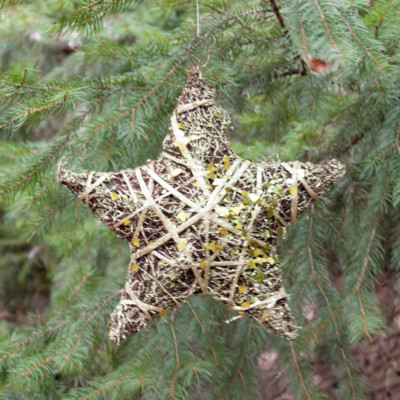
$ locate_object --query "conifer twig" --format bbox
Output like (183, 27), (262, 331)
(24, 91), (68, 115)
(186, 302), (219, 366)
(308, 207), (357, 399)
(0, 321), (66, 364)
(56, 273), (91, 317)
(93, 60), (184, 134)
(169, 310), (181, 398)
(21, 352), (61, 377)
(217, 321), (252, 400)
(81, 374), (131, 400)
(354, 174), (390, 293)
(331, 6), (383, 69)
(311, 0), (344, 57)
(289, 342), (312, 400)
(65, 289), (121, 361)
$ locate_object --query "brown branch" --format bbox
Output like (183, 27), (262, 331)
(2, 140), (69, 196)
(337, 132), (365, 155)
(81, 0), (121, 26)
(81, 374), (131, 400)
(308, 207), (357, 399)
(1, 81), (59, 91)
(1, 384), (32, 396)
(0, 91), (24, 101)
(332, 6), (383, 69)
(186, 302), (219, 366)
(269, 0), (308, 74)
(32, 200), (67, 233)
(20, 68), (27, 87)
(298, 6), (309, 54)
(312, 0), (344, 57)
(354, 173), (390, 295)
(169, 310), (181, 398)
(0, 321), (65, 365)
(131, 108), (136, 135)
(21, 352), (60, 377)
(374, 1), (395, 38)
(106, 125), (118, 159)
(78, 0), (103, 12)
(217, 321), (252, 400)
(0, 118), (16, 131)
(1, 108), (93, 197)
(93, 60), (184, 134)
(289, 342), (312, 400)
(65, 290), (121, 361)
(281, 68), (307, 77)
(56, 274), (91, 318)
(30, 175), (56, 204)
(269, 0), (285, 29)
(24, 91), (68, 115)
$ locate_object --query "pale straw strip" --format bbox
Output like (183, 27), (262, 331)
(121, 170), (139, 203)
(176, 99), (215, 114)
(230, 288), (288, 311)
(282, 163), (320, 204)
(78, 172), (112, 205)
(171, 113), (210, 195)
(142, 166), (201, 210)
(204, 159), (244, 209)
(290, 163), (298, 223)
(162, 152), (192, 168)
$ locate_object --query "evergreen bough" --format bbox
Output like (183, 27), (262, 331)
(0, 1), (399, 399)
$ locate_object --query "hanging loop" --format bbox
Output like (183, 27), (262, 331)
(188, 36), (210, 68)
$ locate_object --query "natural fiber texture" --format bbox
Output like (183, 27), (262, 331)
(57, 68), (345, 345)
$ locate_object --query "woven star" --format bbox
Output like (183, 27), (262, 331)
(57, 68), (345, 345)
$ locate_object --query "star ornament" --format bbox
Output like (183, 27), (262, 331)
(57, 67), (345, 345)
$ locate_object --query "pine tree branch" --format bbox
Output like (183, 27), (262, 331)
(0, 384), (31, 395)
(24, 91), (68, 115)
(281, 68), (307, 77)
(169, 310), (181, 398)
(289, 342), (312, 400)
(0, 90), (24, 101)
(79, 0), (104, 12)
(21, 352), (60, 377)
(217, 321), (252, 400)
(65, 289), (121, 361)
(0, 321), (66, 365)
(354, 173), (390, 291)
(81, 373), (131, 400)
(269, 0), (285, 29)
(268, 0), (308, 73)
(374, 1), (396, 38)
(311, 0), (344, 57)
(56, 274), (91, 318)
(186, 302), (219, 366)
(298, 5), (309, 54)
(331, 6), (383, 69)
(337, 133), (365, 155)
(308, 207), (357, 399)
(93, 60), (184, 134)
(1, 113), (84, 197)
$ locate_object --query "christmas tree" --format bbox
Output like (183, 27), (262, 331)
(0, 1), (399, 399)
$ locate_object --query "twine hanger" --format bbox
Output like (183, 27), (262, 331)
(188, 0), (210, 68)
